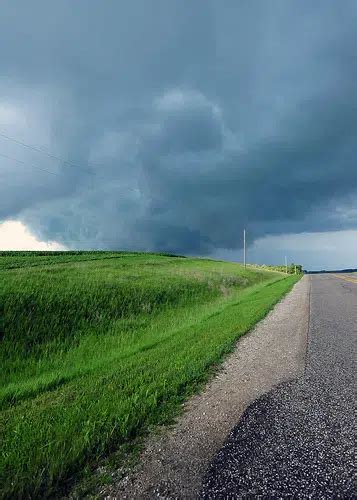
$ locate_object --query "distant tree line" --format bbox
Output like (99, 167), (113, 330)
(306, 268), (357, 274)
(249, 263), (303, 274)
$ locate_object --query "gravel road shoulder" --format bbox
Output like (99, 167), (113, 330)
(102, 276), (310, 499)
(201, 274), (356, 498)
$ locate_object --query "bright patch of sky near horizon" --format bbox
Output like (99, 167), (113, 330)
(0, 221), (65, 251)
(213, 230), (357, 271)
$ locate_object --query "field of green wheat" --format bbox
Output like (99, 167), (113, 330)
(0, 251), (300, 497)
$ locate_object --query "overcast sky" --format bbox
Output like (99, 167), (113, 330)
(0, 1), (356, 270)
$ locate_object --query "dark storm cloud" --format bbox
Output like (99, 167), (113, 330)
(0, 0), (356, 253)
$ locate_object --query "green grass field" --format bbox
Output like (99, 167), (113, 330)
(0, 251), (300, 498)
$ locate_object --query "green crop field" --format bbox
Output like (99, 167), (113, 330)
(0, 251), (300, 498)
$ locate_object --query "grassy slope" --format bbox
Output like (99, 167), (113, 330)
(0, 252), (300, 497)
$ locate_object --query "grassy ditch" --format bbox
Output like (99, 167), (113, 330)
(0, 252), (300, 497)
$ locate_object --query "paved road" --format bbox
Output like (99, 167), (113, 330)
(201, 274), (356, 498)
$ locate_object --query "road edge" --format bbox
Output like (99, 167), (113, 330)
(102, 276), (310, 499)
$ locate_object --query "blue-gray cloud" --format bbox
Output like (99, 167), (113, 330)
(0, 0), (356, 257)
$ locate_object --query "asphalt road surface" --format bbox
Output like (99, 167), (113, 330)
(201, 274), (356, 499)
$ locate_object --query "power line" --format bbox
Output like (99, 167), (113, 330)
(0, 131), (94, 175)
(0, 132), (141, 194)
(0, 152), (60, 177)
(0, 151), (141, 195)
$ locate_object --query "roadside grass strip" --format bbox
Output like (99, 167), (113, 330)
(0, 252), (300, 497)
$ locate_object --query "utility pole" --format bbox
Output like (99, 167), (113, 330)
(295, 265), (297, 275)
(285, 255), (288, 274)
(243, 229), (246, 268)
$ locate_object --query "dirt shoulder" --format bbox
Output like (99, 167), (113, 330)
(102, 276), (310, 499)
